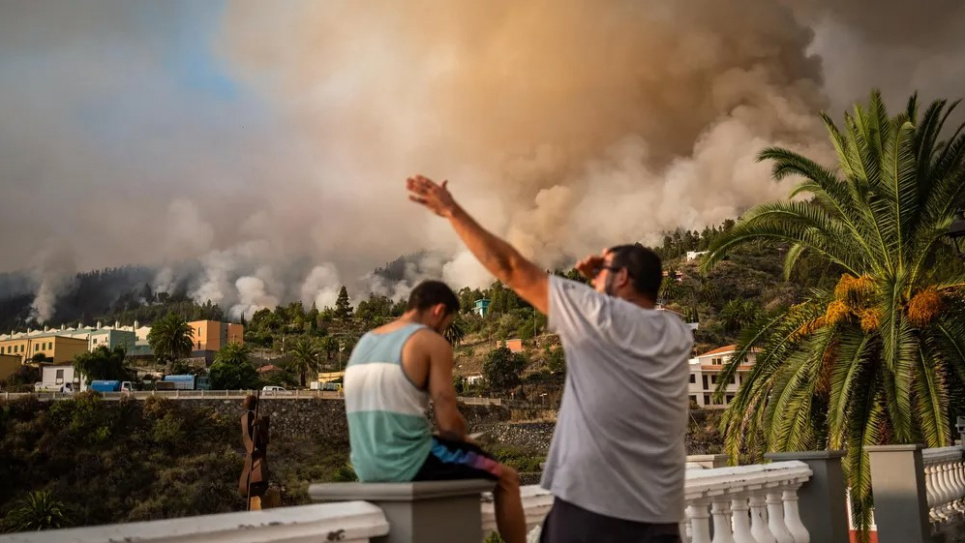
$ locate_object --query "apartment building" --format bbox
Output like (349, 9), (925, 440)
(688, 344), (758, 409)
(0, 335), (89, 364)
(188, 320), (244, 351)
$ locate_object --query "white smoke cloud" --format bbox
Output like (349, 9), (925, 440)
(231, 275), (280, 321)
(28, 244), (77, 323)
(3, 1), (965, 321)
(300, 264), (342, 310)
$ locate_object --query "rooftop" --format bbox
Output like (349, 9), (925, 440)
(697, 344), (737, 357)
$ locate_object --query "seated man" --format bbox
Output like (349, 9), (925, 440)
(344, 280), (526, 543)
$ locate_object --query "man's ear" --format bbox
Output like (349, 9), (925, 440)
(620, 269), (632, 288)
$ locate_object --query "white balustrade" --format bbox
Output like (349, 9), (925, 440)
(922, 445), (965, 524)
(481, 461), (812, 543)
(0, 501), (388, 543)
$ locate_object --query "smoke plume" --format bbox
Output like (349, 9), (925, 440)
(2, 0), (964, 321)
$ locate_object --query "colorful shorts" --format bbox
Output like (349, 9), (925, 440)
(412, 436), (502, 481)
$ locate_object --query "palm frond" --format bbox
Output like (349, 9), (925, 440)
(827, 328), (875, 449)
(877, 282), (918, 443)
(881, 120), (919, 264)
(912, 344), (949, 447)
(703, 203), (862, 274)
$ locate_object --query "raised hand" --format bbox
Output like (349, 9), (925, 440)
(406, 175), (459, 218)
(575, 251), (607, 280)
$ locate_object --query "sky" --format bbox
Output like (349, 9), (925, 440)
(2, 0), (965, 321)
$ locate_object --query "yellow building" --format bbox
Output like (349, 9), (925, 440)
(0, 336), (89, 364)
(0, 354), (21, 382)
(188, 320), (244, 352)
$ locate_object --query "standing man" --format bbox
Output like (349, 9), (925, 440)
(407, 175), (693, 542)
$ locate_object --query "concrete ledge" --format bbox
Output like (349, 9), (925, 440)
(687, 454), (730, 468)
(310, 480), (496, 543)
(766, 450), (845, 461)
(310, 480), (495, 502)
(866, 444), (926, 452)
(0, 501), (388, 543)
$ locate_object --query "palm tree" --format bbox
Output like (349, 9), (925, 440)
(319, 336), (340, 367)
(147, 312), (194, 367)
(3, 490), (72, 532)
(288, 337), (321, 388)
(443, 316), (467, 346)
(702, 90), (965, 535)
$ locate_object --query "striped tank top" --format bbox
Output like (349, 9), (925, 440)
(344, 323), (431, 482)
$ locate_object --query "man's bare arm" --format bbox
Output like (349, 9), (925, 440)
(425, 333), (467, 442)
(406, 175), (549, 314)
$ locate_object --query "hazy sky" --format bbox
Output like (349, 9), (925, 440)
(2, 0), (964, 320)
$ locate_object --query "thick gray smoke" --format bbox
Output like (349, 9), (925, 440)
(1, 1), (963, 321)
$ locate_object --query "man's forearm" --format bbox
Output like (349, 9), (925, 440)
(447, 204), (522, 284)
(436, 411), (468, 442)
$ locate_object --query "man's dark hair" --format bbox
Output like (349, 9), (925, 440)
(608, 243), (663, 301)
(406, 280), (460, 315)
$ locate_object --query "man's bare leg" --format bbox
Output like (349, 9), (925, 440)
(494, 465), (527, 543)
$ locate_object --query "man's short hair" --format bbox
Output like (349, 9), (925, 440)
(406, 280), (460, 315)
(608, 243), (662, 301)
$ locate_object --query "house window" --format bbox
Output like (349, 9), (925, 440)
(703, 394), (711, 405)
(689, 374), (696, 384)
(710, 375), (717, 385)
(726, 394), (735, 404)
(712, 357), (723, 365)
(689, 395), (697, 405)
(702, 375), (709, 389)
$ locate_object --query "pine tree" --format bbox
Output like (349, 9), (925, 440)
(335, 286), (353, 320)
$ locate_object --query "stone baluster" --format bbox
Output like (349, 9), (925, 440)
(938, 459), (955, 518)
(925, 462), (940, 521)
(781, 485), (810, 543)
(948, 456), (964, 516)
(730, 494), (756, 543)
(943, 455), (964, 519)
(687, 501), (712, 543)
(749, 494), (776, 543)
(680, 519), (692, 543)
(766, 488), (794, 543)
(710, 498), (735, 543)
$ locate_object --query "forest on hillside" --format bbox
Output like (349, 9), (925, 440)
(0, 218), (841, 361)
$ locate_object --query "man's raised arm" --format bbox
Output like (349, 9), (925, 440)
(406, 175), (549, 314)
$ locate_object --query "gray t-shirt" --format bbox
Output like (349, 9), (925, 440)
(541, 275), (694, 523)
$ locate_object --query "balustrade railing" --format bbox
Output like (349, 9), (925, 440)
(922, 445), (965, 525)
(481, 461), (813, 543)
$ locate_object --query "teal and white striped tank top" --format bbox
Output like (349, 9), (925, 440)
(344, 323), (431, 482)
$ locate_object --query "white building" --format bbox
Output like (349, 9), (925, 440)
(38, 364), (86, 392)
(688, 344), (757, 409)
(686, 250), (709, 261)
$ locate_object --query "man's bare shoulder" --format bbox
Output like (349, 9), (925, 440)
(409, 327), (450, 350)
(398, 326), (450, 354)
